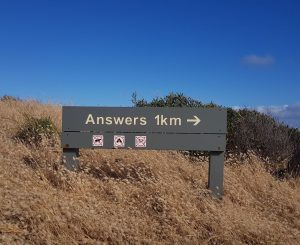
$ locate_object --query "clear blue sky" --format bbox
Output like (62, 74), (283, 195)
(0, 0), (299, 110)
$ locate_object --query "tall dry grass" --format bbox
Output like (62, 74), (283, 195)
(0, 99), (299, 244)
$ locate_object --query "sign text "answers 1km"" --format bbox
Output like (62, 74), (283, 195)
(85, 114), (201, 127)
(63, 107), (227, 134)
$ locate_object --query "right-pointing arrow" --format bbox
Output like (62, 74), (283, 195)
(187, 115), (201, 126)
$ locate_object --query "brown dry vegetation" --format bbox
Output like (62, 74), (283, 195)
(0, 99), (300, 244)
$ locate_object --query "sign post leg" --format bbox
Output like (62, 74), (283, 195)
(63, 148), (80, 171)
(208, 151), (224, 198)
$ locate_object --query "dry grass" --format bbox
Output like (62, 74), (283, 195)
(0, 99), (299, 244)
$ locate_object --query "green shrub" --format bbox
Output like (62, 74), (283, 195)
(132, 92), (218, 108)
(287, 128), (300, 176)
(0, 94), (21, 101)
(15, 116), (58, 146)
(132, 92), (300, 177)
(227, 108), (294, 162)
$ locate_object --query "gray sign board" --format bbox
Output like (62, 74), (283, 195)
(61, 106), (227, 198)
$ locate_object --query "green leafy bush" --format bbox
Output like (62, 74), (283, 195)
(132, 92), (218, 108)
(287, 128), (300, 176)
(227, 108), (294, 162)
(0, 94), (21, 101)
(15, 116), (58, 146)
(132, 92), (300, 177)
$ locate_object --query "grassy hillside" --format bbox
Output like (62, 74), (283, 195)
(0, 99), (300, 244)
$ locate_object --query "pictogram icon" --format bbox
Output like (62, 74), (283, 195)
(114, 135), (125, 147)
(93, 135), (104, 146)
(135, 136), (146, 147)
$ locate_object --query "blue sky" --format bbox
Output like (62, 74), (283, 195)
(0, 0), (300, 126)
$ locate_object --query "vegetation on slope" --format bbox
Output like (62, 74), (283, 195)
(132, 92), (300, 177)
(0, 96), (299, 244)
